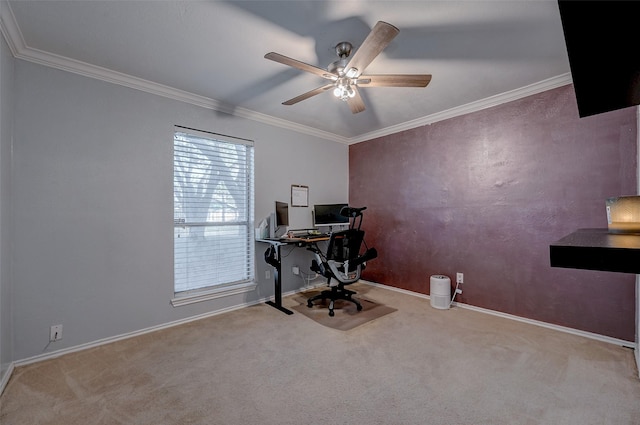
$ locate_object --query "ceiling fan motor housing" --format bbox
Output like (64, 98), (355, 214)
(328, 42), (353, 76)
(328, 58), (349, 76)
(335, 41), (353, 58)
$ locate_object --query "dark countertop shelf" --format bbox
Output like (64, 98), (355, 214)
(550, 228), (640, 274)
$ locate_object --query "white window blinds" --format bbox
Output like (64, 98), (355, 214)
(173, 127), (254, 294)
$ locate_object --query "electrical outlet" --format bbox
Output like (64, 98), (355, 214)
(265, 270), (270, 280)
(456, 272), (464, 284)
(292, 266), (300, 275)
(50, 324), (63, 342)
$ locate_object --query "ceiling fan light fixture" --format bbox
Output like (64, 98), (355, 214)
(345, 67), (359, 78)
(333, 84), (355, 101)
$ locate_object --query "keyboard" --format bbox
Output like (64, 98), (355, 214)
(299, 233), (330, 239)
(276, 231), (330, 241)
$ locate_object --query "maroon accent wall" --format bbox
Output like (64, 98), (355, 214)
(350, 85), (637, 341)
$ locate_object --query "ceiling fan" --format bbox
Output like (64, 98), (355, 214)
(264, 21), (432, 114)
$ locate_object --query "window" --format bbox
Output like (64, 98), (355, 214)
(173, 127), (254, 302)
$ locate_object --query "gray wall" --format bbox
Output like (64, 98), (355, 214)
(10, 59), (347, 361)
(0, 20), (15, 377)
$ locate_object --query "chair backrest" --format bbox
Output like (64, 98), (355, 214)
(326, 229), (364, 268)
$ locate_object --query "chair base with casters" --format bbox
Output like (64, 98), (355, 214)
(306, 281), (363, 317)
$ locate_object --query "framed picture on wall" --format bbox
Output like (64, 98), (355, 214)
(291, 185), (308, 207)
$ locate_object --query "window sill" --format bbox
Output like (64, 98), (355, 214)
(171, 281), (257, 307)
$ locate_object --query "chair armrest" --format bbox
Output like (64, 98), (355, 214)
(347, 248), (378, 269)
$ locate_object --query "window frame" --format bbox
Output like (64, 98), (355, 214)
(171, 126), (256, 307)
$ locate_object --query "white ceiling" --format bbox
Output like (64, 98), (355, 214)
(1, 0), (572, 144)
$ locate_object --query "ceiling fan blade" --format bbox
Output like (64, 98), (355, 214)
(282, 84), (334, 105)
(265, 52), (337, 80)
(357, 74), (432, 87)
(345, 21), (399, 77)
(346, 87), (366, 114)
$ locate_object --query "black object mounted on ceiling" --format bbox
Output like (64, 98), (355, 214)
(557, 1), (640, 118)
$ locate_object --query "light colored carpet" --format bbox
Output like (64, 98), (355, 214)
(1, 282), (639, 425)
(290, 289), (397, 330)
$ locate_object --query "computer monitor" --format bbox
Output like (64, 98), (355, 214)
(275, 201), (289, 228)
(313, 203), (349, 227)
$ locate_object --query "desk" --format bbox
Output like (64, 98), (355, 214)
(257, 236), (330, 314)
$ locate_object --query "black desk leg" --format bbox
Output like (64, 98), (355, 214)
(265, 244), (294, 315)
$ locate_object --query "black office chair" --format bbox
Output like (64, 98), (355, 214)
(307, 207), (377, 316)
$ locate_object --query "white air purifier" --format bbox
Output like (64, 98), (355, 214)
(430, 275), (451, 310)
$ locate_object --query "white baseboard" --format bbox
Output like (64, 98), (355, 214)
(360, 280), (637, 349)
(11, 284), (326, 368)
(0, 362), (15, 397)
(636, 337), (640, 379)
(13, 303), (259, 368)
(4, 279), (636, 391)
(636, 275), (640, 378)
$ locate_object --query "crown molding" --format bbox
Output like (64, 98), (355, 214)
(348, 73), (573, 144)
(21, 44), (348, 144)
(0, 2), (349, 144)
(1, 2), (571, 146)
(0, 0), (22, 56)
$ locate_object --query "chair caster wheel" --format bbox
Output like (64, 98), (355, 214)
(329, 310), (335, 317)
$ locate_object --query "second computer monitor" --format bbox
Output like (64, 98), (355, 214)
(275, 201), (289, 227)
(313, 203), (349, 227)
